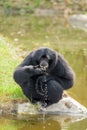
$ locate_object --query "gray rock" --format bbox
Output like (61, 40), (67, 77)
(0, 95), (86, 124)
(16, 96), (87, 122)
(0, 95), (87, 123)
(40, 96), (87, 116)
(69, 14), (87, 31)
(17, 96), (87, 117)
(17, 103), (38, 115)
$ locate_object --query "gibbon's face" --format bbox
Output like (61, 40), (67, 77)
(31, 47), (57, 70)
(39, 55), (49, 70)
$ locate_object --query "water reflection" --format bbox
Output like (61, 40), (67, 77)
(0, 116), (61, 130)
(0, 113), (87, 130)
(68, 118), (87, 130)
(18, 120), (61, 130)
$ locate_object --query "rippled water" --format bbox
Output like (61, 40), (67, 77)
(0, 14), (87, 130)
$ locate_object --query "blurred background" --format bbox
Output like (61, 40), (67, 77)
(0, 1), (87, 130)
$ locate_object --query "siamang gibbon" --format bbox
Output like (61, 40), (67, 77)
(13, 47), (75, 107)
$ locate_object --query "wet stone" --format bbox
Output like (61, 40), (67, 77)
(0, 95), (87, 118)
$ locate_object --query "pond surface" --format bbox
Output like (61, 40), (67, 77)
(0, 114), (87, 130)
(0, 14), (87, 130)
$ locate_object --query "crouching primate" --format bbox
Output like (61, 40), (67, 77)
(13, 47), (75, 107)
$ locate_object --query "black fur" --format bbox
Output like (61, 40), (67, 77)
(13, 47), (75, 106)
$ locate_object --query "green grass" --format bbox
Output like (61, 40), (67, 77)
(0, 37), (25, 102)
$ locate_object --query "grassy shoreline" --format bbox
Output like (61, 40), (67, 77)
(0, 37), (26, 102)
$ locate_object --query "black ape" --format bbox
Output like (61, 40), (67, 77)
(13, 47), (75, 107)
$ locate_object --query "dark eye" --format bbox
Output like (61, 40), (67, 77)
(49, 59), (53, 65)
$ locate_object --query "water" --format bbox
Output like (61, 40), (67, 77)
(0, 14), (87, 130)
(0, 115), (87, 130)
(0, 116), (62, 130)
